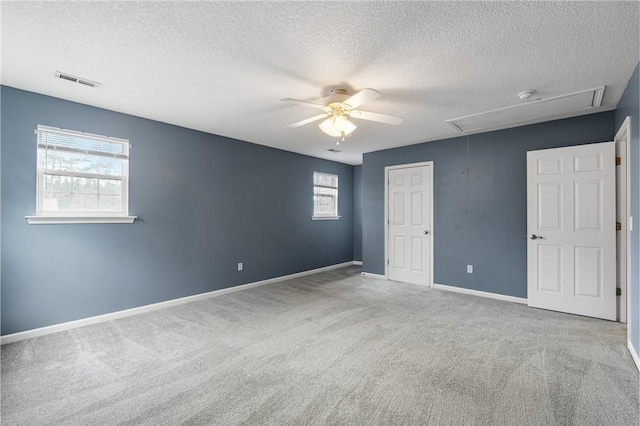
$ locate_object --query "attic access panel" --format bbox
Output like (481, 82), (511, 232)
(445, 87), (605, 133)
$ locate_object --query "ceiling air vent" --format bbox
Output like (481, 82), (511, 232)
(445, 86), (605, 133)
(55, 71), (101, 88)
(327, 148), (342, 153)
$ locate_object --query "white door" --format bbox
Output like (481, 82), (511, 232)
(388, 165), (432, 286)
(527, 142), (616, 320)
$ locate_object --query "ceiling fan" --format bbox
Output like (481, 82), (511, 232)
(282, 88), (403, 144)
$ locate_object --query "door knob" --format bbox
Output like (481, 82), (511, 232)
(528, 234), (543, 240)
(424, 230), (429, 235)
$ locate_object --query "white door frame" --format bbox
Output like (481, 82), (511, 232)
(384, 161), (434, 286)
(615, 116), (631, 325)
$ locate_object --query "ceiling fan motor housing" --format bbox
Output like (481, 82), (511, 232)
(326, 89), (351, 108)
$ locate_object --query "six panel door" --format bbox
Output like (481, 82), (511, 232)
(388, 165), (431, 286)
(526, 142), (616, 320)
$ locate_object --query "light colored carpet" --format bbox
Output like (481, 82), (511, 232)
(1, 266), (638, 425)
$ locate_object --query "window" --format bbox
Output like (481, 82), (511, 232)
(313, 172), (340, 220)
(26, 125), (136, 224)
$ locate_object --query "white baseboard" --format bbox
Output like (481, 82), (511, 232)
(1, 261), (359, 345)
(433, 283), (527, 305)
(353, 261), (363, 266)
(361, 272), (386, 280)
(628, 341), (640, 372)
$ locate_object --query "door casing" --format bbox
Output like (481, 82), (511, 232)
(615, 116), (631, 324)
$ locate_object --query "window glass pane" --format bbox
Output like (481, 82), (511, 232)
(40, 149), (124, 176)
(314, 187), (337, 215)
(314, 196), (336, 215)
(42, 150), (73, 171)
(93, 156), (123, 176)
(72, 177), (98, 194)
(98, 179), (122, 195)
(72, 194), (98, 211)
(42, 192), (71, 211)
(44, 175), (72, 192)
(98, 195), (123, 212)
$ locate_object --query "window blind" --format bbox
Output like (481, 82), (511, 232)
(313, 172), (338, 189)
(37, 125), (129, 159)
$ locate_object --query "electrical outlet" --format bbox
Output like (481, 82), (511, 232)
(238, 262), (243, 271)
(467, 265), (473, 274)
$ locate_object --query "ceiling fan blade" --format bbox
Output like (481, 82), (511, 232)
(349, 109), (403, 125)
(343, 88), (381, 109)
(284, 113), (329, 129)
(281, 98), (329, 111)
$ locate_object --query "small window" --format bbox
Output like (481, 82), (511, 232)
(313, 172), (340, 220)
(27, 125), (135, 224)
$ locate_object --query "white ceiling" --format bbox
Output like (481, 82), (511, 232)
(2, 2), (638, 165)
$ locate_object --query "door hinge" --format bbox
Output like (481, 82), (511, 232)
(616, 287), (622, 296)
(616, 157), (621, 166)
(616, 222), (622, 231)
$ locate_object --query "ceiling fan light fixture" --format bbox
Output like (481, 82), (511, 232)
(318, 114), (357, 138)
(283, 88), (401, 141)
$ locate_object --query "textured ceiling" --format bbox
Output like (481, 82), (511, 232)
(2, 1), (638, 165)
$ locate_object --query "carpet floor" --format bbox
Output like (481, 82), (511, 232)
(1, 266), (638, 425)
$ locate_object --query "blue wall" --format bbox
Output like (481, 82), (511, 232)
(0, 86), (354, 335)
(615, 61), (640, 355)
(362, 112), (616, 298)
(353, 165), (362, 262)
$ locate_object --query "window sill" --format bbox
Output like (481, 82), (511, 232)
(311, 216), (341, 221)
(26, 215), (137, 224)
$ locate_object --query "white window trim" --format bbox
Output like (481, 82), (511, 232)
(311, 215), (342, 220)
(27, 125), (137, 224)
(26, 215), (137, 224)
